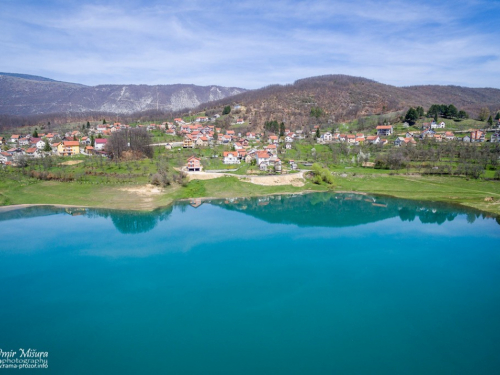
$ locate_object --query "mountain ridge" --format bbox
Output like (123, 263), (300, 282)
(1, 73), (499, 127)
(0, 73), (246, 116)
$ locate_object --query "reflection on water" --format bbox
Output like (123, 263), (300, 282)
(210, 193), (498, 228)
(0, 193), (498, 233)
(0, 205), (173, 234)
(85, 207), (173, 234)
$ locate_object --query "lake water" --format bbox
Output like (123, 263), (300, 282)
(0, 193), (499, 374)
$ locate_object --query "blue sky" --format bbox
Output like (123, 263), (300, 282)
(1, 0), (499, 89)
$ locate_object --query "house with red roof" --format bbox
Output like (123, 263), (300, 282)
(376, 125), (393, 136)
(444, 131), (455, 140)
(186, 156), (202, 171)
(57, 141), (80, 156)
(265, 144), (277, 155)
(223, 151), (240, 164)
(196, 136), (209, 147)
(25, 147), (40, 158)
(255, 151), (271, 166)
(268, 135), (279, 144)
(0, 152), (13, 164)
(471, 130), (485, 142)
(94, 138), (108, 151)
(183, 135), (195, 148)
(366, 136), (380, 144)
(346, 134), (356, 144)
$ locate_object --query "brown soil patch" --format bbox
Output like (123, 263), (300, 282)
(59, 160), (84, 166)
(186, 172), (227, 181)
(186, 171), (305, 186)
(245, 172), (305, 187)
(119, 184), (163, 196)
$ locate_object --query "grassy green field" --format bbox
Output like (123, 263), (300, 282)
(334, 174), (500, 214)
(1, 169), (499, 215)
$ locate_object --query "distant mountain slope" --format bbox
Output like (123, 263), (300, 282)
(202, 75), (500, 129)
(0, 72), (65, 83)
(0, 73), (246, 115)
(2, 72), (499, 123)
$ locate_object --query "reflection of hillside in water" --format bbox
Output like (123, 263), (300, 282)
(85, 207), (174, 234)
(0, 193), (497, 232)
(209, 193), (499, 228)
(0, 205), (174, 234)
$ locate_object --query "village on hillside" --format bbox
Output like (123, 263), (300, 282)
(1, 106), (500, 176)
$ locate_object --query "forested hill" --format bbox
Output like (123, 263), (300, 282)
(2, 72), (499, 129)
(200, 75), (500, 130)
(0, 73), (246, 116)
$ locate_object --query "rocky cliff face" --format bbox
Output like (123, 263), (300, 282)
(0, 73), (245, 115)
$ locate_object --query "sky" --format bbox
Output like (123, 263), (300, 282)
(1, 0), (499, 89)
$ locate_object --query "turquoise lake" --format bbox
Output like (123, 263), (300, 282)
(0, 193), (499, 374)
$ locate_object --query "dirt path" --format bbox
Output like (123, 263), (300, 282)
(186, 171), (228, 180)
(242, 172), (305, 186)
(185, 171), (306, 186)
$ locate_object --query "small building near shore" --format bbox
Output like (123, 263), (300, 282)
(186, 156), (202, 171)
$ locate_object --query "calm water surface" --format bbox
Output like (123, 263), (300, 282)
(0, 193), (499, 374)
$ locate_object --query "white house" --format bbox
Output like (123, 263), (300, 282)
(366, 135), (380, 144)
(265, 144), (277, 155)
(94, 138), (108, 151)
(444, 131), (455, 141)
(223, 151), (240, 164)
(394, 137), (406, 147)
(431, 121), (446, 129)
(268, 135), (279, 144)
(233, 142), (244, 150)
(256, 151), (271, 166)
(0, 152), (13, 164)
(25, 147), (41, 158)
(36, 140), (47, 149)
(96, 125), (107, 134)
(322, 132), (333, 142)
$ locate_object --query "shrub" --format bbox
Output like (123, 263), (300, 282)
(311, 163), (335, 185)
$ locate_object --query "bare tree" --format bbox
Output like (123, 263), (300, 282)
(107, 127), (152, 159)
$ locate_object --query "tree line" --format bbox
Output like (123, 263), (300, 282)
(404, 104), (469, 124)
(264, 120), (286, 136)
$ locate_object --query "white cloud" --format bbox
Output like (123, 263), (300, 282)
(0, 0), (499, 88)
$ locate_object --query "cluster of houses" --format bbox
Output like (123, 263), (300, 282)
(165, 119), (304, 172)
(316, 123), (499, 148)
(2, 115), (499, 168)
(0, 129), (110, 165)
